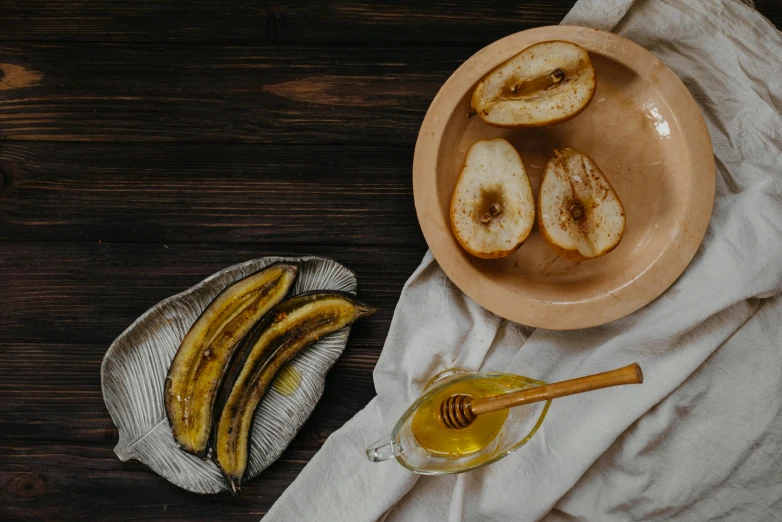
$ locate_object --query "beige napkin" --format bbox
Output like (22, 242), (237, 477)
(266, 1), (782, 520)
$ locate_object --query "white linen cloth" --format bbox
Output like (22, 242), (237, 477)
(266, 0), (782, 520)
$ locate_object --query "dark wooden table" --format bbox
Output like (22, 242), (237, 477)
(1, 2), (779, 520)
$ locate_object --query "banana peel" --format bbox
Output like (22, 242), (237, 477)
(164, 263), (298, 457)
(213, 291), (377, 493)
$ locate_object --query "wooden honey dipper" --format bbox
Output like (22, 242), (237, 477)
(440, 363), (643, 429)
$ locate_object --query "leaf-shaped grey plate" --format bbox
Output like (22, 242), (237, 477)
(101, 256), (357, 494)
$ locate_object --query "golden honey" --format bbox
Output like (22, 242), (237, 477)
(273, 364), (303, 396)
(410, 376), (518, 458)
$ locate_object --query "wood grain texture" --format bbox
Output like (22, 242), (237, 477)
(1, 1), (777, 44)
(0, 242), (423, 344)
(0, 1), (576, 43)
(0, 442), (307, 521)
(0, 143), (423, 245)
(0, 341), (380, 445)
(0, 44), (462, 144)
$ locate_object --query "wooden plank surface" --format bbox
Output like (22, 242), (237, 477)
(1, 442), (307, 521)
(0, 340), (381, 442)
(0, 242), (421, 519)
(1, 1), (779, 520)
(1, 1), (778, 43)
(0, 44), (461, 144)
(0, 1), (576, 43)
(0, 242), (422, 343)
(0, 143), (423, 245)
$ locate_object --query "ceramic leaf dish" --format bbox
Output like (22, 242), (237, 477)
(101, 256), (357, 494)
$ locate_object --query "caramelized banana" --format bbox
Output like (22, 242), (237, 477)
(214, 291), (377, 493)
(165, 263), (298, 457)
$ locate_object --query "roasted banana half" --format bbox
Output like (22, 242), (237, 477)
(214, 291), (377, 493)
(165, 263), (298, 457)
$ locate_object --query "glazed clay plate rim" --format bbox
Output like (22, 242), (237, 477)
(413, 25), (714, 329)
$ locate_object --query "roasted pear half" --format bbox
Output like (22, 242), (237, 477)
(214, 291), (377, 493)
(450, 138), (535, 259)
(472, 41), (596, 128)
(165, 263), (298, 457)
(538, 148), (625, 261)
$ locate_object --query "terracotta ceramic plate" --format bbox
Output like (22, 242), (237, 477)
(413, 26), (714, 329)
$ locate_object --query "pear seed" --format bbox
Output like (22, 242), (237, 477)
(570, 203), (585, 220)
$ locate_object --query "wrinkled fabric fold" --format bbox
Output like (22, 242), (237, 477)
(266, 0), (782, 520)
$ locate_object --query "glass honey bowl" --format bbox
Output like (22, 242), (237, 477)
(367, 369), (551, 475)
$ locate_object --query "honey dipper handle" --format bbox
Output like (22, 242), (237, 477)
(469, 363), (643, 417)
